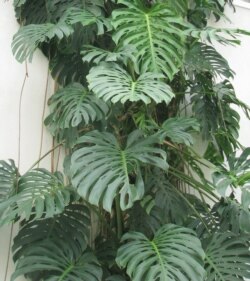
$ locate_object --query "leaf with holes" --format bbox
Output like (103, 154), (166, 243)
(204, 232), (250, 280)
(45, 83), (109, 131)
(12, 203), (90, 263)
(185, 42), (234, 78)
(71, 130), (167, 212)
(116, 224), (205, 281)
(0, 169), (76, 225)
(62, 7), (112, 35)
(112, 0), (186, 79)
(82, 45), (137, 67)
(0, 160), (19, 203)
(87, 63), (175, 104)
(12, 22), (73, 62)
(11, 240), (102, 281)
(160, 117), (200, 146)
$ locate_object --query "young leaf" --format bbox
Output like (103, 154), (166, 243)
(116, 224), (205, 281)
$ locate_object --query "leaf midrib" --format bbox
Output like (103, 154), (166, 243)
(145, 13), (157, 72)
(205, 254), (225, 281)
(151, 240), (167, 278)
(58, 263), (74, 281)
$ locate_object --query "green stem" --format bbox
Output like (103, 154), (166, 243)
(115, 195), (123, 240)
(174, 187), (210, 233)
(27, 142), (63, 172)
(169, 167), (220, 201)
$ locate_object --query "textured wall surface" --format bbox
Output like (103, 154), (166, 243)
(0, 1), (54, 280)
(0, 1), (249, 281)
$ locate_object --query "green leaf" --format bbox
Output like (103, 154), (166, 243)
(45, 83), (109, 131)
(106, 275), (126, 281)
(82, 45), (137, 66)
(157, 0), (188, 16)
(159, 117), (200, 146)
(0, 160), (19, 203)
(112, 0), (186, 79)
(213, 148), (250, 195)
(185, 42), (234, 78)
(62, 7), (112, 35)
(14, 0), (26, 7)
(204, 232), (250, 280)
(71, 130), (167, 212)
(0, 169), (76, 225)
(116, 224), (205, 281)
(11, 240), (102, 281)
(50, 51), (88, 86)
(12, 203), (90, 262)
(185, 27), (249, 46)
(87, 63), (175, 104)
(12, 22), (73, 62)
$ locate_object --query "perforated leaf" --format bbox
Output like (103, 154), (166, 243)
(13, 203), (90, 262)
(204, 232), (250, 281)
(112, 0), (186, 79)
(185, 42), (234, 78)
(71, 130), (167, 212)
(0, 169), (76, 225)
(82, 45), (137, 66)
(87, 63), (175, 104)
(160, 117), (200, 146)
(12, 22), (73, 62)
(116, 224), (205, 281)
(45, 83), (109, 130)
(0, 160), (19, 203)
(11, 240), (102, 281)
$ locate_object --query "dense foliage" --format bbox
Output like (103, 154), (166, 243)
(1, 0), (250, 280)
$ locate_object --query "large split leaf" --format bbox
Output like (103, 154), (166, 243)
(71, 130), (167, 211)
(87, 63), (175, 104)
(13, 203), (90, 262)
(82, 45), (137, 66)
(204, 232), (250, 280)
(0, 160), (19, 203)
(112, 0), (186, 79)
(213, 148), (250, 196)
(62, 7), (112, 35)
(11, 240), (102, 281)
(159, 117), (200, 146)
(12, 7), (108, 62)
(12, 22), (73, 62)
(116, 224), (205, 281)
(185, 42), (234, 78)
(0, 169), (76, 225)
(45, 83), (109, 131)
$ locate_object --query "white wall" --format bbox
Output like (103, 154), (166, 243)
(0, 1), (249, 281)
(0, 1), (54, 280)
(215, 2), (250, 148)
